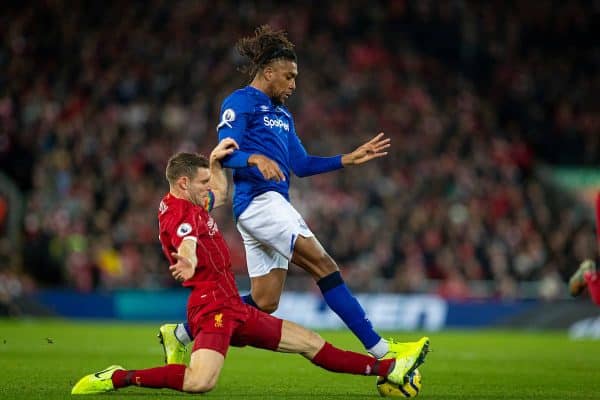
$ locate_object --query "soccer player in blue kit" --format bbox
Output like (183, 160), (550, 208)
(159, 26), (429, 369)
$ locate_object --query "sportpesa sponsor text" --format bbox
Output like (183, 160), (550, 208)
(263, 116), (290, 131)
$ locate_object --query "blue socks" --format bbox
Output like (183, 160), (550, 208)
(317, 271), (381, 349)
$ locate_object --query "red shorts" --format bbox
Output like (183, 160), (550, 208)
(187, 294), (283, 356)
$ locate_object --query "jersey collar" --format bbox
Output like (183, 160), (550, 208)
(246, 86), (272, 105)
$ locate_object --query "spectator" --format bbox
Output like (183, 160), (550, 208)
(1, 1), (597, 298)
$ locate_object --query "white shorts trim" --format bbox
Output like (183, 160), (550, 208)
(237, 191), (313, 278)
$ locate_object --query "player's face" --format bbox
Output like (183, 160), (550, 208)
(267, 60), (297, 104)
(187, 167), (211, 206)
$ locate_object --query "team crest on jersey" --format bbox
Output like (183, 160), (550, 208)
(214, 313), (224, 328)
(206, 216), (218, 236)
(176, 223), (192, 237)
(217, 108), (236, 129)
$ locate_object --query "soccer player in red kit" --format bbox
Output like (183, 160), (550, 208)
(71, 139), (428, 395)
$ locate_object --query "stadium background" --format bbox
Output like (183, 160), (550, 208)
(1, 1), (599, 328)
(1, 2), (600, 399)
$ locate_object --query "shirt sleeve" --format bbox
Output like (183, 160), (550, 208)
(167, 208), (201, 250)
(217, 94), (252, 168)
(288, 129), (343, 177)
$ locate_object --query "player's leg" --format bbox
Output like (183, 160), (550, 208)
(181, 348), (224, 393)
(71, 363), (187, 394)
(178, 302), (239, 392)
(71, 351), (223, 394)
(237, 197), (290, 312)
(278, 319), (396, 376)
(280, 320), (428, 385)
(293, 234), (431, 361)
(232, 304), (428, 384)
(74, 310), (227, 395)
(246, 268), (287, 313)
(292, 234), (395, 358)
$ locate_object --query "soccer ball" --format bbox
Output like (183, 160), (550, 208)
(376, 369), (422, 398)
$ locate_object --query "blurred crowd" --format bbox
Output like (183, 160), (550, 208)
(0, 1), (598, 300)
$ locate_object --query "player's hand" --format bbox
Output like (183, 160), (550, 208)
(248, 154), (286, 182)
(169, 253), (195, 282)
(341, 132), (390, 166)
(211, 137), (239, 162)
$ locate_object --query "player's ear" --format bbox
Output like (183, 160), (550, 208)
(263, 65), (273, 81)
(177, 176), (189, 191)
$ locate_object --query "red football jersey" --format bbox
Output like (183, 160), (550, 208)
(158, 193), (238, 299)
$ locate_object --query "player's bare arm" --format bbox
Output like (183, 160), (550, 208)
(170, 238), (197, 282)
(341, 132), (390, 166)
(210, 137), (239, 207)
(248, 153), (286, 182)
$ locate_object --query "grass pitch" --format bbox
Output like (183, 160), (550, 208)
(0, 319), (598, 399)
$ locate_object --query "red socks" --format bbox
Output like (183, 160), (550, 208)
(311, 342), (394, 376)
(112, 364), (185, 390)
(109, 343), (395, 391)
(585, 272), (600, 305)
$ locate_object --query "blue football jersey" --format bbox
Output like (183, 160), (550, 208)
(217, 86), (343, 219)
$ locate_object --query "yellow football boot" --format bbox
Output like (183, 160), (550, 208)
(71, 365), (123, 395)
(385, 337), (430, 385)
(158, 323), (188, 364)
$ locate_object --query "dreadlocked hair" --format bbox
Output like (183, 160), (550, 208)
(236, 25), (297, 78)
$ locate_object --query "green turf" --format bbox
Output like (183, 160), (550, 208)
(0, 319), (598, 399)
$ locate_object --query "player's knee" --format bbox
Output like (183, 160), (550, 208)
(183, 369), (218, 393)
(184, 376), (217, 393)
(256, 297), (280, 314)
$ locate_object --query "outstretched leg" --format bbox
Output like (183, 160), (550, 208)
(292, 235), (389, 358)
(71, 364), (187, 395)
(234, 306), (430, 385)
(72, 349), (224, 395)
